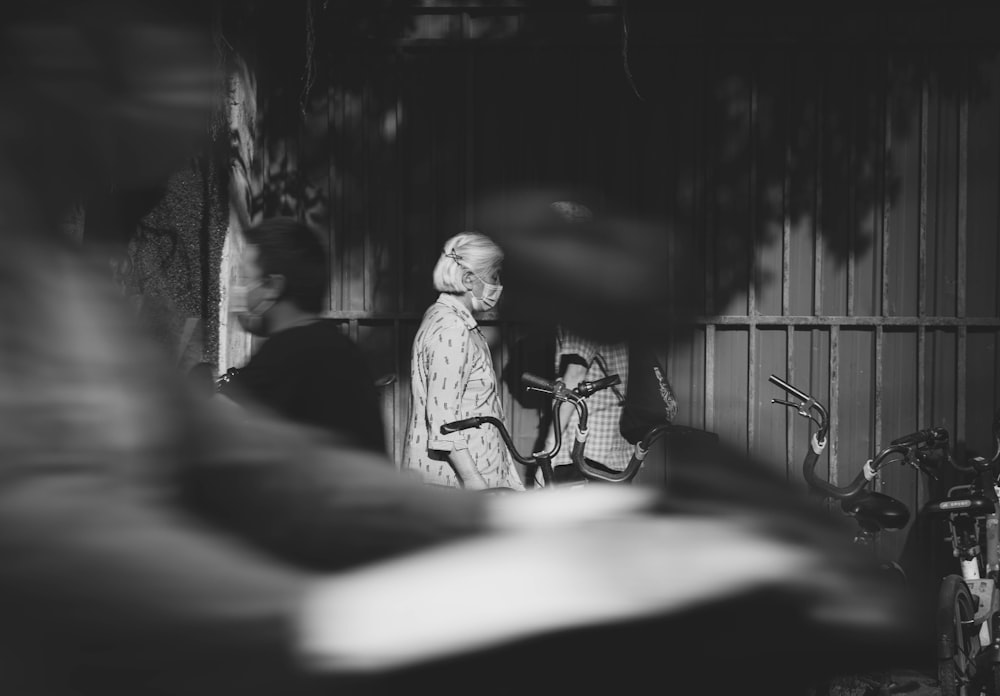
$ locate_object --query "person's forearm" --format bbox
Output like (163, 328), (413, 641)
(447, 448), (489, 489)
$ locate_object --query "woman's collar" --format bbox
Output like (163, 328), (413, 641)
(436, 292), (477, 329)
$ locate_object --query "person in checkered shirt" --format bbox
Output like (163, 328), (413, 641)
(543, 327), (633, 479)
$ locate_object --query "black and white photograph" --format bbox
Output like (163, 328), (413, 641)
(1, 2), (999, 695)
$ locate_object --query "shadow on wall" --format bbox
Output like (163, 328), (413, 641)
(224, 1), (1000, 345)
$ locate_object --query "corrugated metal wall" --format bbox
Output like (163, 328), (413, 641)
(255, 9), (1000, 562)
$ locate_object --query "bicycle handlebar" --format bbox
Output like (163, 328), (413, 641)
(520, 372), (620, 401)
(440, 416), (537, 466)
(576, 374), (621, 398)
(769, 373), (947, 499)
(890, 427), (949, 448)
(768, 375), (829, 439)
(768, 374), (812, 404)
(521, 372), (559, 393)
(440, 417), (488, 434)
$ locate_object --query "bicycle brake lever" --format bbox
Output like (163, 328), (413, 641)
(772, 397), (814, 419)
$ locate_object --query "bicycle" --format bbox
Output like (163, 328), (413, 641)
(440, 371), (624, 488)
(770, 374), (951, 695)
(922, 410), (1000, 696)
(441, 371), (703, 488)
(769, 375), (948, 562)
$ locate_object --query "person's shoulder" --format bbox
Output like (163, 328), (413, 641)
(420, 302), (469, 339)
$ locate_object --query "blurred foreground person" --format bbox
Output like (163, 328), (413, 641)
(0, 5), (927, 696)
(218, 216), (386, 453)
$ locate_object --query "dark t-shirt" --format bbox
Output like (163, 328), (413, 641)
(220, 320), (387, 453)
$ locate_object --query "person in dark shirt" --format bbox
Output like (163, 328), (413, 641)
(219, 217), (386, 453)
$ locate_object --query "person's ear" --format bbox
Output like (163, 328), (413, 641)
(462, 270), (476, 292)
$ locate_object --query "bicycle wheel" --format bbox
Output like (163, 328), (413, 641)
(937, 575), (978, 696)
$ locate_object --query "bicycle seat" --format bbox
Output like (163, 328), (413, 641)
(923, 495), (996, 517)
(841, 491), (910, 532)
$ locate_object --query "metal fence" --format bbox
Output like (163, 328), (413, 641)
(250, 8), (1000, 560)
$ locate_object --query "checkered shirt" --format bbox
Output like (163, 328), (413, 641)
(550, 329), (632, 472)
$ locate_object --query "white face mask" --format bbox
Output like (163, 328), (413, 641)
(470, 278), (503, 312)
(230, 280), (276, 336)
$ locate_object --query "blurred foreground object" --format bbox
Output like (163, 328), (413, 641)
(1, 0), (220, 216)
(477, 187), (698, 344)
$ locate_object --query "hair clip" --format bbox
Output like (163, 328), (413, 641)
(444, 250), (462, 262)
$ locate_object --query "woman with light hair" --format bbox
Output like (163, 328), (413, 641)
(402, 232), (525, 490)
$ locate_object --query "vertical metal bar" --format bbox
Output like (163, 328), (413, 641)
(916, 69), (928, 504)
(747, 62), (758, 456)
(465, 36), (476, 230)
(362, 55), (372, 313)
(780, 56), (793, 478)
(395, 56), (406, 314)
(782, 199), (791, 315)
(704, 182), (716, 318)
(881, 54), (892, 317)
(392, 54), (405, 466)
(327, 58), (335, 313)
(958, 326), (968, 451)
(958, 65), (968, 322)
(919, 74), (928, 318)
(704, 53), (716, 317)
(957, 64), (969, 447)
(875, 55), (889, 494)
(748, 59), (758, 321)
(782, 70), (792, 318)
(814, 67), (825, 317)
(874, 325), (884, 482)
(829, 326), (840, 485)
(786, 325), (795, 481)
(997, 97), (1000, 324)
(812, 63), (825, 452)
(338, 65), (348, 313)
(705, 324), (716, 432)
(748, 322), (756, 458)
(846, 63), (856, 317)
(349, 318), (359, 343)
(917, 324), (926, 503)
